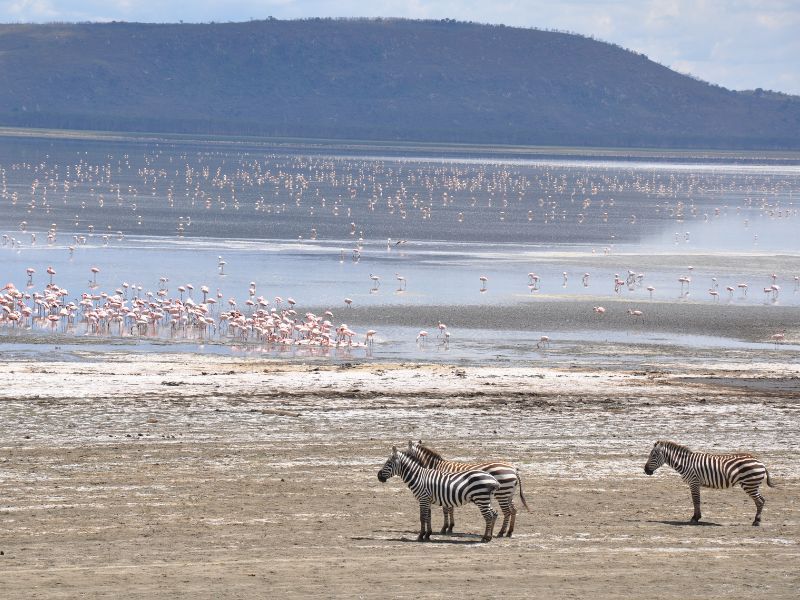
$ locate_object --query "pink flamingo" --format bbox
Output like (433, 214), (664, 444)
(536, 335), (550, 349)
(479, 275), (488, 291)
(628, 308), (644, 323)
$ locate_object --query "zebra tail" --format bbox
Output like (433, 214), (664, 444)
(766, 469), (776, 488)
(517, 471), (531, 512)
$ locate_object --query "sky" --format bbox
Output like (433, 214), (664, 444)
(1, 1), (798, 96)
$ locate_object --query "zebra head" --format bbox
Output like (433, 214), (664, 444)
(644, 441), (666, 475)
(377, 446), (401, 482)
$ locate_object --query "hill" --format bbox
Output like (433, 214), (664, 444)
(1, 18), (799, 149)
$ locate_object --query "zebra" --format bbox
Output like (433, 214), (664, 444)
(405, 440), (529, 537)
(644, 440), (776, 526)
(377, 446), (500, 542)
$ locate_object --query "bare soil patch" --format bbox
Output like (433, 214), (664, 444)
(1, 357), (798, 598)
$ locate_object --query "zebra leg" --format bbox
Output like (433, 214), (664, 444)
(440, 506), (452, 534)
(496, 496), (515, 537)
(689, 482), (702, 523)
(418, 499), (432, 541)
(743, 484), (766, 526)
(447, 506), (455, 534)
(423, 503), (433, 540)
(505, 499), (518, 537)
(477, 501), (497, 542)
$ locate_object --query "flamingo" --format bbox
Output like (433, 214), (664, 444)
(26, 267), (35, 285)
(344, 297), (353, 308)
(593, 306), (606, 315)
(46, 266), (56, 284)
(395, 273), (406, 290)
(628, 308), (644, 322)
(646, 285), (655, 300)
(479, 275), (488, 291)
(678, 276), (691, 295)
(365, 329), (376, 347)
(770, 330), (786, 347)
(369, 273), (380, 289)
(536, 335), (550, 349)
(416, 330), (428, 344)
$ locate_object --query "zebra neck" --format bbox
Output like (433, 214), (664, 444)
(397, 455), (422, 485)
(664, 446), (691, 474)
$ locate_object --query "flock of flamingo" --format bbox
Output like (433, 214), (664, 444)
(2, 144), (798, 248)
(1, 143), (798, 353)
(1, 264), (380, 352)
(1, 253), (796, 351)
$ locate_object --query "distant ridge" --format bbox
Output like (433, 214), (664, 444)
(1, 18), (799, 150)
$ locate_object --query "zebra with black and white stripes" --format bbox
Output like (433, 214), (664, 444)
(644, 440), (776, 526)
(377, 446), (500, 542)
(406, 440), (529, 537)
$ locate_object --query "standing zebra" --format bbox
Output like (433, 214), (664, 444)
(406, 440), (529, 537)
(644, 440), (776, 526)
(377, 446), (500, 542)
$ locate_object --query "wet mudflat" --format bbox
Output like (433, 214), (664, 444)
(0, 356), (798, 598)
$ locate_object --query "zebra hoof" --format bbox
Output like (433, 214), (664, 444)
(481, 536), (492, 543)
(505, 531), (513, 538)
(752, 520), (761, 527)
(440, 528), (448, 535)
(497, 530), (506, 537)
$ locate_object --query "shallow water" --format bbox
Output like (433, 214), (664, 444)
(2, 134), (799, 363)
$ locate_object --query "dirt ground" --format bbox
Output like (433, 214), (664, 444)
(0, 355), (798, 599)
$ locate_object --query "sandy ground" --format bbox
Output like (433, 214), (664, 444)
(1, 354), (799, 599)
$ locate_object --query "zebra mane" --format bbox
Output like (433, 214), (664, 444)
(414, 441), (444, 461)
(658, 440), (691, 453)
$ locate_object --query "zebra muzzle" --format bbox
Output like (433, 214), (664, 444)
(644, 466), (654, 475)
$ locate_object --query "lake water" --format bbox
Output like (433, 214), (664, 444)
(1, 131), (799, 364)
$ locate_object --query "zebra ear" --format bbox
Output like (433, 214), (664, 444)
(392, 445), (398, 455)
(407, 440), (413, 450)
